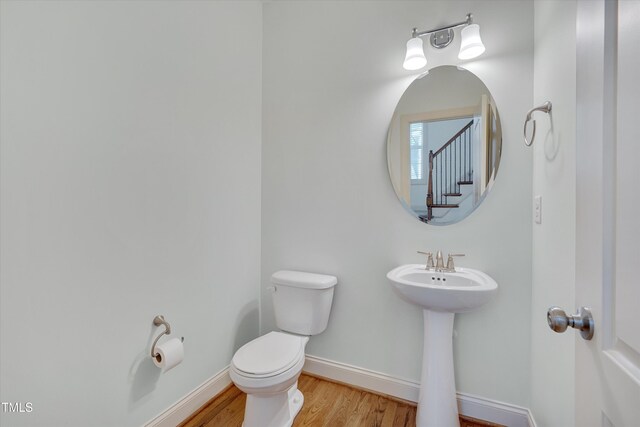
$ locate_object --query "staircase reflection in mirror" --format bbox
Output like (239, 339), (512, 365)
(387, 65), (502, 225)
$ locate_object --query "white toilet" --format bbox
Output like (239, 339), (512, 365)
(229, 270), (337, 427)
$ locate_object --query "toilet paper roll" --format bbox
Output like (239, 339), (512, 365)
(153, 337), (184, 372)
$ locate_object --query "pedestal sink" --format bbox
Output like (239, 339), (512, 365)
(386, 264), (498, 427)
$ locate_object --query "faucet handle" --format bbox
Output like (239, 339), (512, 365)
(417, 251), (435, 269)
(446, 253), (465, 271)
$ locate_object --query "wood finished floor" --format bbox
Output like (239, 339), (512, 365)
(180, 374), (503, 427)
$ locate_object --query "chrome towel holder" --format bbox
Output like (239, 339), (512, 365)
(151, 315), (183, 358)
(523, 101), (552, 146)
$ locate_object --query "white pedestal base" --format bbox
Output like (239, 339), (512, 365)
(242, 382), (304, 427)
(416, 310), (460, 427)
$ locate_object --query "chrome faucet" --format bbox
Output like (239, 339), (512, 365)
(419, 251), (465, 272)
(435, 251), (445, 271)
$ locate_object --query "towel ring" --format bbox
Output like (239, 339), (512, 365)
(523, 101), (552, 146)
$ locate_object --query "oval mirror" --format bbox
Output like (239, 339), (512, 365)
(387, 65), (502, 225)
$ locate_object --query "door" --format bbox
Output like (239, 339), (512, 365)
(575, 1), (640, 426)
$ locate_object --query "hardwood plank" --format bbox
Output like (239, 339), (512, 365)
(202, 392), (245, 427)
(179, 374), (504, 427)
(320, 385), (360, 426)
(363, 394), (390, 426)
(179, 385), (241, 427)
(294, 379), (334, 426)
(294, 376), (325, 425)
(343, 390), (369, 426)
(379, 400), (398, 427)
(391, 403), (413, 427)
(405, 404), (417, 427)
(460, 415), (505, 427)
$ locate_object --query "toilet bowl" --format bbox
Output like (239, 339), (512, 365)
(229, 270), (337, 427)
(230, 332), (309, 427)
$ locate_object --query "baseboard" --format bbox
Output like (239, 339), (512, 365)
(144, 366), (232, 427)
(455, 391), (534, 427)
(303, 354), (421, 403)
(146, 355), (537, 427)
(303, 354), (535, 427)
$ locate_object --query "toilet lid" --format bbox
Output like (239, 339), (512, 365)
(232, 332), (305, 376)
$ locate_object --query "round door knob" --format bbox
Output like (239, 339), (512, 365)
(547, 307), (570, 333)
(547, 306), (594, 340)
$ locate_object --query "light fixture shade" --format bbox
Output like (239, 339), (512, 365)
(458, 24), (485, 60)
(403, 37), (427, 70)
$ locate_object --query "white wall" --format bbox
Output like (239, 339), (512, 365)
(262, 0), (534, 406)
(0, 1), (261, 426)
(426, 119), (475, 155)
(2, 1), (575, 423)
(530, 1), (577, 426)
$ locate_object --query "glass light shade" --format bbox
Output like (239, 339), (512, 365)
(458, 24), (485, 60)
(403, 37), (427, 70)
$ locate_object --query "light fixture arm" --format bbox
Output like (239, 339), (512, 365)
(403, 12), (483, 71)
(411, 14), (472, 39)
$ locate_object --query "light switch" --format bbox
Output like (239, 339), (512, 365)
(534, 195), (542, 224)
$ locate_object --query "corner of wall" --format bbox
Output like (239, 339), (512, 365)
(531, 0), (578, 425)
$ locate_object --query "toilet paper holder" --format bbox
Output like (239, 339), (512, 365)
(151, 315), (184, 358)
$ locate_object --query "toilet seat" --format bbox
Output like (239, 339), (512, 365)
(232, 332), (306, 379)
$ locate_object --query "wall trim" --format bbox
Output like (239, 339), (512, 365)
(144, 366), (232, 427)
(145, 355), (537, 427)
(303, 354), (535, 427)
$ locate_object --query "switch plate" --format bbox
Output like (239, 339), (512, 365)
(534, 195), (542, 224)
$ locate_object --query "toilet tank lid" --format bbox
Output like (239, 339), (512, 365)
(271, 270), (337, 289)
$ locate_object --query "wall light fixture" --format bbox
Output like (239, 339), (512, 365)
(403, 13), (485, 70)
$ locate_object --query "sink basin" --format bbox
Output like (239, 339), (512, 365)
(387, 264), (498, 312)
(386, 264), (498, 427)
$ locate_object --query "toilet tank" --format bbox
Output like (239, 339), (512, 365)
(271, 270), (337, 336)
